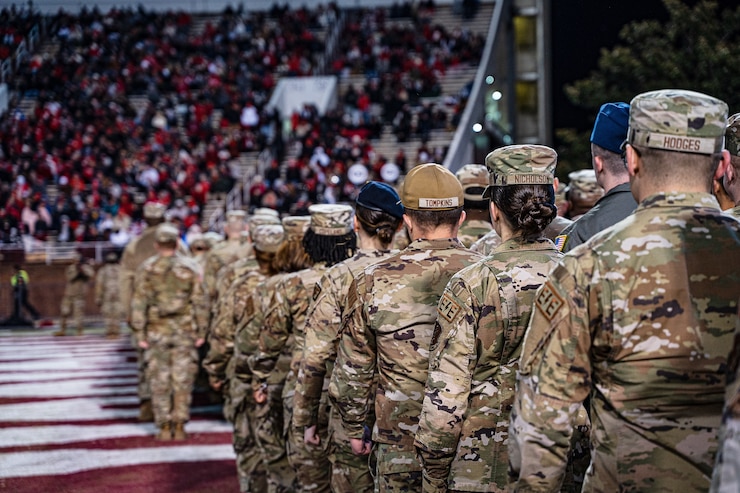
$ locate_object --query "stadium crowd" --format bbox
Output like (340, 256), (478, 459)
(0, 1), (483, 246)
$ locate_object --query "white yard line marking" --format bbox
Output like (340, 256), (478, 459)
(0, 445), (236, 478)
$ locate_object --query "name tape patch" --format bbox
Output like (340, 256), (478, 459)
(419, 197), (460, 209)
(438, 292), (462, 323)
(535, 282), (564, 321)
(645, 132), (716, 154)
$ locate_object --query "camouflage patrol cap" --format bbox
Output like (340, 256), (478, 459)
(567, 169), (602, 206)
(248, 214), (281, 236)
(189, 233), (208, 250)
(143, 202), (166, 219)
(203, 231), (223, 246)
(281, 216), (311, 240)
(253, 224), (285, 253)
(253, 207), (280, 218)
(483, 145), (556, 197)
(226, 209), (247, 223)
(455, 164), (488, 202)
(308, 204), (354, 236)
(627, 89), (728, 155)
(155, 223), (180, 243)
(725, 113), (740, 157)
(400, 163), (463, 211)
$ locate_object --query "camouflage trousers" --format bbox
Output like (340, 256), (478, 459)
(60, 295), (85, 331)
(230, 391), (268, 493)
(251, 383), (295, 493)
(328, 407), (373, 493)
(374, 442), (423, 493)
(284, 391), (331, 493)
(132, 335), (151, 401)
(144, 333), (198, 426)
(561, 406), (591, 493)
(100, 300), (121, 336)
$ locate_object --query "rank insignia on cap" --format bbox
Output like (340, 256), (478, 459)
(536, 282), (564, 321)
(554, 235), (567, 252)
(438, 292), (463, 323)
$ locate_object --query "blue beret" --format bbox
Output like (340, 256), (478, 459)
(356, 181), (404, 219)
(590, 102), (630, 154)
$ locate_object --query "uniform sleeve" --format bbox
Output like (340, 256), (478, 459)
(509, 259), (593, 491)
(330, 275), (376, 440)
(415, 277), (477, 492)
(94, 268), (104, 306)
(129, 265), (150, 342)
(294, 272), (341, 428)
(203, 283), (238, 381)
(233, 291), (263, 388)
(119, 246), (136, 319)
(189, 267), (209, 337)
(250, 278), (292, 384)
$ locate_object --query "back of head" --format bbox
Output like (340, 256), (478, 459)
(456, 164), (489, 210)
(484, 144), (558, 241)
(724, 113), (740, 202)
(567, 169), (603, 218)
(591, 102), (630, 176)
(355, 181), (404, 247)
(401, 163), (464, 232)
(626, 89), (728, 189)
(143, 202), (166, 227)
(155, 223), (180, 249)
(303, 204), (356, 266)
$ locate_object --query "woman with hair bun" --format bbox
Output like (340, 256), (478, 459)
(414, 145), (564, 492)
(294, 181), (404, 493)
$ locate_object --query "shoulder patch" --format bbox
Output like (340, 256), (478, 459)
(312, 282), (322, 302)
(245, 296), (255, 319)
(535, 281), (564, 321)
(438, 292), (463, 323)
(554, 235), (567, 252)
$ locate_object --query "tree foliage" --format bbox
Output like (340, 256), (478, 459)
(556, 0), (740, 175)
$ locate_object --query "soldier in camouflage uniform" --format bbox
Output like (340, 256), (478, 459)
(203, 210), (252, 308)
(471, 180), (572, 255)
(56, 255), (95, 336)
(563, 169), (604, 221)
(119, 202), (167, 421)
(331, 164), (484, 492)
(95, 252), (122, 339)
(711, 303), (740, 493)
(233, 216), (311, 493)
(415, 146), (563, 492)
(721, 113), (740, 219)
(455, 164), (493, 247)
(510, 89), (740, 492)
(130, 224), (209, 441)
(294, 182), (404, 493)
(250, 205), (356, 493)
(204, 224), (285, 493)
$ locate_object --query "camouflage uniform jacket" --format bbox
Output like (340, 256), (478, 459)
(203, 237), (252, 303)
(233, 274), (291, 391)
(726, 205), (740, 219)
(711, 303), (740, 493)
(458, 219), (493, 248)
(95, 263), (121, 305)
(204, 269), (268, 384)
(119, 226), (160, 319)
(331, 238), (483, 447)
(511, 192), (740, 492)
(64, 262), (95, 297)
(294, 249), (393, 429)
(250, 265), (328, 398)
(129, 254), (208, 345)
(415, 238), (562, 492)
(469, 228), (502, 256)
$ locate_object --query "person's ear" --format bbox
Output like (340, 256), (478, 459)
(593, 155), (604, 175)
(626, 145), (640, 178)
(715, 150), (731, 182)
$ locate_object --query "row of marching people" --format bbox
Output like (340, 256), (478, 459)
(129, 89), (740, 492)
